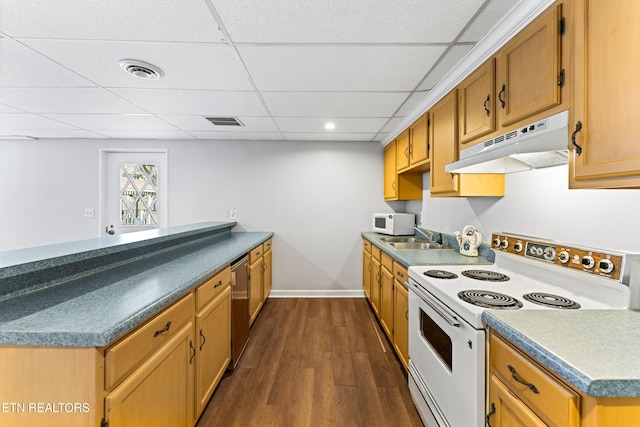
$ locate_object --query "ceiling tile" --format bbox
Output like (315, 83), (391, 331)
(239, 45), (448, 92)
(380, 118), (406, 134)
(21, 40), (253, 90)
(160, 115), (279, 132)
(275, 117), (388, 133)
(110, 89), (268, 116)
(9, 129), (108, 139)
(0, 39), (94, 87)
(43, 114), (178, 131)
(262, 92), (410, 118)
(0, 88), (144, 114)
(190, 131), (283, 140)
(0, 0), (224, 42)
(283, 133), (376, 141)
(212, 0), (485, 43)
(396, 91), (430, 116)
(417, 44), (475, 90)
(459, 0), (520, 43)
(0, 114), (77, 130)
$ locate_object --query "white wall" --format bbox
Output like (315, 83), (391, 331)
(0, 139), (391, 294)
(408, 165), (640, 252)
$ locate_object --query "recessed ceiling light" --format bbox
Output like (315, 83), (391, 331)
(119, 59), (164, 80)
(324, 122), (335, 130)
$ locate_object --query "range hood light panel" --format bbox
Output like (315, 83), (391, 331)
(446, 110), (570, 174)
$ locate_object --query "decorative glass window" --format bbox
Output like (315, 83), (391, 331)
(120, 163), (158, 225)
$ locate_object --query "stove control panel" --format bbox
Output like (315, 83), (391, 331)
(491, 233), (624, 281)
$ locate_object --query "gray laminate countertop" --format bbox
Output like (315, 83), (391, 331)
(362, 231), (494, 267)
(0, 222), (272, 347)
(483, 310), (640, 397)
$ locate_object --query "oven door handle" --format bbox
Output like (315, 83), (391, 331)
(408, 279), (460, 327)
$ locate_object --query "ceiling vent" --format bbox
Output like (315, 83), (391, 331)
(205, 117), (244, 127)
(119, 59), (164, 80)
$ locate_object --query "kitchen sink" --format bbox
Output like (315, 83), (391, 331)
(378, 236), (430, 243)
(387, 242), (447, 250)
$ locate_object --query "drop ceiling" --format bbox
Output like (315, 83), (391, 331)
(0, 0), (522, 142)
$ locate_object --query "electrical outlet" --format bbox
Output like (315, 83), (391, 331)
(84, 208), (94, 218)
(229, 207), (237, 220)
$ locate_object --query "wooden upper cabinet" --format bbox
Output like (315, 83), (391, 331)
(383, 141), (398, 199)
(430, 91), (460, 195)
(384, 139), (422, 201)
(395, 130), (410, 171)
(409, 113), (429, 168)
(571, 0), (640, 188)
(430, 90), (505, 198)
(498, 4), (563, 128)
(458, 58), (496, 146)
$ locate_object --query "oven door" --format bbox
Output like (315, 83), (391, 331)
(408, 278), (485, 427)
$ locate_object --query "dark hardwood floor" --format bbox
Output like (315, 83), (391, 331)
(196, 298), (423, 427)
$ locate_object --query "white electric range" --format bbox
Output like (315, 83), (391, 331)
(406, 232), (640, 427)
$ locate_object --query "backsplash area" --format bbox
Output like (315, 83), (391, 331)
(409, 164), (640, 252)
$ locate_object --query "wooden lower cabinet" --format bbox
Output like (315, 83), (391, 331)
(194, 286), (231, 419)
(249, 245), (264, 326)
(105, 320), (196, 427)
(379, 263), (394, 338)
(393, 279), (409, 370)
(262, 245), (272, 302)
(362, 245), (372, 301)
(370, 256), (381, 317)
(488, 330), (640, 427)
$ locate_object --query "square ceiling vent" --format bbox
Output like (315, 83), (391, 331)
(204, 117), (244, 127)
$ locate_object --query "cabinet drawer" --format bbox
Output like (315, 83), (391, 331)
(393, 262), (409, 284)
(490, 332), (580, 427)
(371, 245), (381, 262)
(263, 238), (273, 252)
(196, 266), (231, 311)
(105, 293), (194, 391)
(363, 239), (372, 253)
(381, 251), (393, 272)
(249, 245), (263, 265)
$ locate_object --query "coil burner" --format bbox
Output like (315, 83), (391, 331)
(523, 292), (581, 309)
(461, 270), (510, 282)
(458, 290), (523, 309)
(423, 270), (458, 279)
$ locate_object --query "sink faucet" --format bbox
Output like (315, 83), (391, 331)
(412, 227), (442, 245)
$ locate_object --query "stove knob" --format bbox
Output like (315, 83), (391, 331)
(529, 245), (537, 255)
(543, 247), (556, 261)
(501, 239), (509, 249)
(582, 255), (595, 269)
(557, 250), (570, 264)
(514, 242), (523, 253)
(598, 258), (614, 274)
(493, 238), (501, 248)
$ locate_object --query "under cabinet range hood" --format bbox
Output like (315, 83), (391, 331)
(446, 110), (569, 174)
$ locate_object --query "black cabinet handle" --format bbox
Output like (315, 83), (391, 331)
(189, 340), (196, 364)
(153, 321), (172, 337)
(199, 329), (206, 351)
(483, 94), (491, 116)
(214, 280), (223, 288)
(508, 365), (540, 394)
(571, 121), (583, 156)
(486, 402), (496, 427)
(498, 84), (506, 109)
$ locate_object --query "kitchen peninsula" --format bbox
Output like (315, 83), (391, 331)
(0, 222), (272, 427)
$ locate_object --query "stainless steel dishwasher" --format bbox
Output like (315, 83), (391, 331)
(230, 255), (249, 368)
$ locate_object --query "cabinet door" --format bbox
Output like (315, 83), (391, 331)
(498, 5), (562, 127)
(379, 267), (394, 338)
(249, 258), (263, 325)
(362, 249), (371, 301)
(393, 281), (409, 370)
(105, 321), (195, 427)
(370, 258), (381, 317)
(409, 114), (429, 166)
(262, 248), (272, 302)
(383, 142), (398, 199)
(488, 374), (546, 427)
(396, 130), (410, 171)
(195, 287), (231, 419)
(571, 0), (640, 188)
(459, 58), (496, 145)
(430, 90), (459, 195)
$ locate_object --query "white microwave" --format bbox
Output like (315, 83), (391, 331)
(372, 213), (415, 236)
